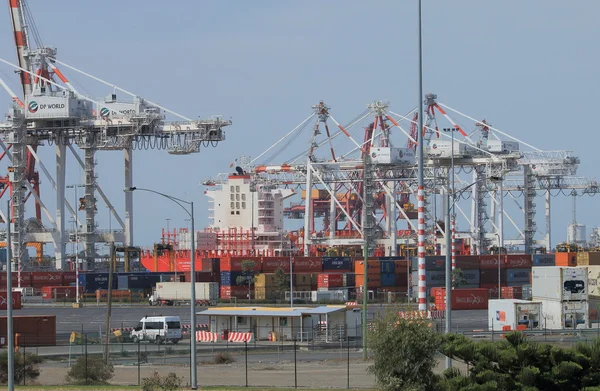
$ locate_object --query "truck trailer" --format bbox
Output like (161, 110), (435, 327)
(488, 299), (541, 331)
(149, 282), (218, 306)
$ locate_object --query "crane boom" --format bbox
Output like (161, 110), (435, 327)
(8, 0), (31, 97)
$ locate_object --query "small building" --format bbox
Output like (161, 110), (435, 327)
(198, 305), (361, 342)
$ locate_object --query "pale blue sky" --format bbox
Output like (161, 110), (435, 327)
(0, 1), (598, 250)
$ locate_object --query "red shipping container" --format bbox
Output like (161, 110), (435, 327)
(317, 273), (343, 288)
(0, 272), (19, 286)
(201, 258), (220, 273)
(63, 272), (76, 285)
(501, 286), (523, 299)
(31, 272), (64, 286)
(395, 272), (408, 288)
(394, 260), (409, 273)
(220, 257), (262, 272)
(293, 257), (322, 273)
(480, 269), (507, 285)
(454, 256), (480, 270)
(479, 255), (506, 269)
(184, 272), (217, 283)
(0, 291), (22, 310)
(505, 254), (532, 268)
(433, 288), (489, 310)
(41, 286), (83, 300)
(262, 257), (291, 273)
(220, 285), (247, 299)
(480, 283), (500, 300)
(0, 315), (55, 346)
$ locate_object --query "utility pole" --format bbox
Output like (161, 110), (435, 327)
(105, 242), (115, 363)
(362, 154), (374, 360)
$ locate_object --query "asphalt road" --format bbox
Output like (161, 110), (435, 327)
(0, 304), (490, 341)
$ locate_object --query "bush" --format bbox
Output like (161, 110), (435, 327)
(66, 356), (114, 385)
(141, 371), (182, 391)
(0, 351), (43, 384)
(213, 352), (235, 364)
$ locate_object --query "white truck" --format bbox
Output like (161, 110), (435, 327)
(131, 316), (182, 344)
(488, 299), (542, 331)
(149, 282), (218, 306)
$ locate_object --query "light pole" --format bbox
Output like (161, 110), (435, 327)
(495, 233), (501, 299)
(67, 184), (85, 306)
(125, 187), (198, 390)
(6, 199), (14, 391)
(444, 175), (502, 369)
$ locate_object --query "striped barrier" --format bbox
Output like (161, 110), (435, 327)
(398, 310), (445, 320)
(228, 332), (253, 343)
(196, 331), (218, 342)
(345, 301), (358, 307)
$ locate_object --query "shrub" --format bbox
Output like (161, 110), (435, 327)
(141, 371), (182, 391)
(66, 356), (114, 385)
(213, 352), (235, 364)
(0, 351), (42, 384)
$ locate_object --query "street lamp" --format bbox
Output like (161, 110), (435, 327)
(124, 187), (198, 390)
(495, 233), (501, 300)
(67, 184), (85, 305)
(444, 175), (503, 369)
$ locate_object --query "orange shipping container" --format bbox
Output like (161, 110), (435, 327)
(355, 274), (381, 288)
(354, 260), (381, 275)
(555, 252), (577, 267)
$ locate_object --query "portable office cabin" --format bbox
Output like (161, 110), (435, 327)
(197, 306), (360, 342)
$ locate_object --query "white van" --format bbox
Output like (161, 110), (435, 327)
(130, 316), (182, 344)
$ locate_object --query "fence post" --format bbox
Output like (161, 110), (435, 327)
(137, 339), (141, 386)
(347, 338), (350, 389)
(294, 337), (297, 388)
(245, 341), (248, 387)
(85, 333), (88, 386)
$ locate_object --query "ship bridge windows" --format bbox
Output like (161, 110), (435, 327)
(242, 194), (246, 201)
(242, 202), (246, 209)
(230, 194), (235, 201)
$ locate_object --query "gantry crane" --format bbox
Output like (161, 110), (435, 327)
(0, 0), (230, 269)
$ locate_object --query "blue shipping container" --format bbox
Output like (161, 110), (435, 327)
(117, 275), (129, 290)
(322, 257), (353, 271)
(81, 273), (118, 293)
(381, 273), (396, 287)
(533, 254), (555, 266)
(220, 271), (244, 286)
(377, 256), (404, 260)
(380, 260), (395, 274)
(0, 248), (7, 264)
(507, 268), (530, 283)
(128, 275), (161, 290)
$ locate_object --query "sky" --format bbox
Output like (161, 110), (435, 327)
(0, 0), (598, 253)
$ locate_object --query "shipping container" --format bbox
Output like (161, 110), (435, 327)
(293, 257), (323, 273)
(506, 268), (531, 283)
(220, 285), (248, 299)
(78, 273), (118, 293)
(317, 273), (344, 288)
(31, 272), (64, 286)
(255, 273), (278, 288)
(0, 315), (56, 346)
(0, 291), (21, 310)
(354, 260), (381, 275)
(201, 258), (220, 273)
(587, 266), (600, 297)
(220, 271), (244, 286)
(555, 252), (577, 267)
(505, 254), (533, 268)
(395, 272), (408, 288)
(220, 256), (262, 272)
(380, 260), (395, 274)
(380, 273), (396, 287)
(183, 271), (218, 283)
(322, 257), (353, 272)
(295, 273), (313, 287)
(355, 274), (381, 288)
(128, 274), (163, 290)
(117, 275), (128, 290)
(454, 256), (480, 270)
(262, 257), (291, 273)
(460, 269), (481, 285)
(41, 286), (83, 300)
(532, 266), (587, 301)
(533, 254), (555, 267)
(479, 255), (506, 269)
(522, 284), (532, 300)
(480, 284), (500, 300)
(537, 298), (588, 329)
(577, 252), (600, 266)
(488, 299), (542, 331)
(426, 270), (446, 287)
(394, 260), (410, 274)
(150, 282), (218, 305)
(480, 269), (507, 285)
(432, 288), (489, 310)
(424, 256), (446, 271)
(343, 273), (356, 287)
(501, 286), (523, 299)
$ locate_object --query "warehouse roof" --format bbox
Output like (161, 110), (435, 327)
(197, 305), (347, 317)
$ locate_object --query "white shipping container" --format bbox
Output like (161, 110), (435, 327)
(153, 282), (219, 305)
(487, 140), (520, 153)
(536, 298), (589, 329)
(370, 147), (415, 165)
(488, 299), (542, 331)
(588, 266), (600, 297)
(426, 140), (472, 158)
(532, 266), (587, 301)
